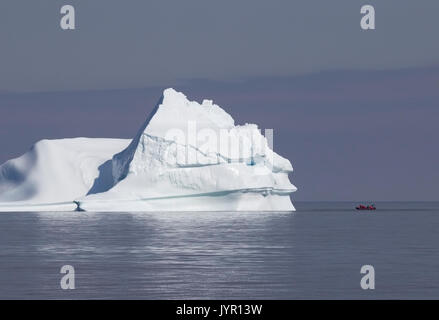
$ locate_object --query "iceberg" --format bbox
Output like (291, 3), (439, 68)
(0, 88), (296, 212)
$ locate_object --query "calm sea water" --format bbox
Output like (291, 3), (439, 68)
(0, 202), (438, 299)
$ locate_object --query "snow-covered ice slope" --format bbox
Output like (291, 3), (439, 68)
(0, 88), (296, 212)
(0, 138), (129, 211)
(78, 88), (297, 211)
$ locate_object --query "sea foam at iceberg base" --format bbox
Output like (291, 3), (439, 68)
(0, 89), (297, 212)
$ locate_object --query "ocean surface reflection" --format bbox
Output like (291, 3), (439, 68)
(0, 202), (438, 299)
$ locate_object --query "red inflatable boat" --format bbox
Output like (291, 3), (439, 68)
(356, 204), (376, 210)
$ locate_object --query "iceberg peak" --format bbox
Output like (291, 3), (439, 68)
(161, 87), (188, 105)
(104, 88), (296, 211)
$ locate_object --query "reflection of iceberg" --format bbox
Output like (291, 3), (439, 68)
(0, 89), (297, 212)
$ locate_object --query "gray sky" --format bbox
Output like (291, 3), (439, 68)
(1, 67), (438, 201)
(1, 0), (439, 92)
(0, 1), (438, 201)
